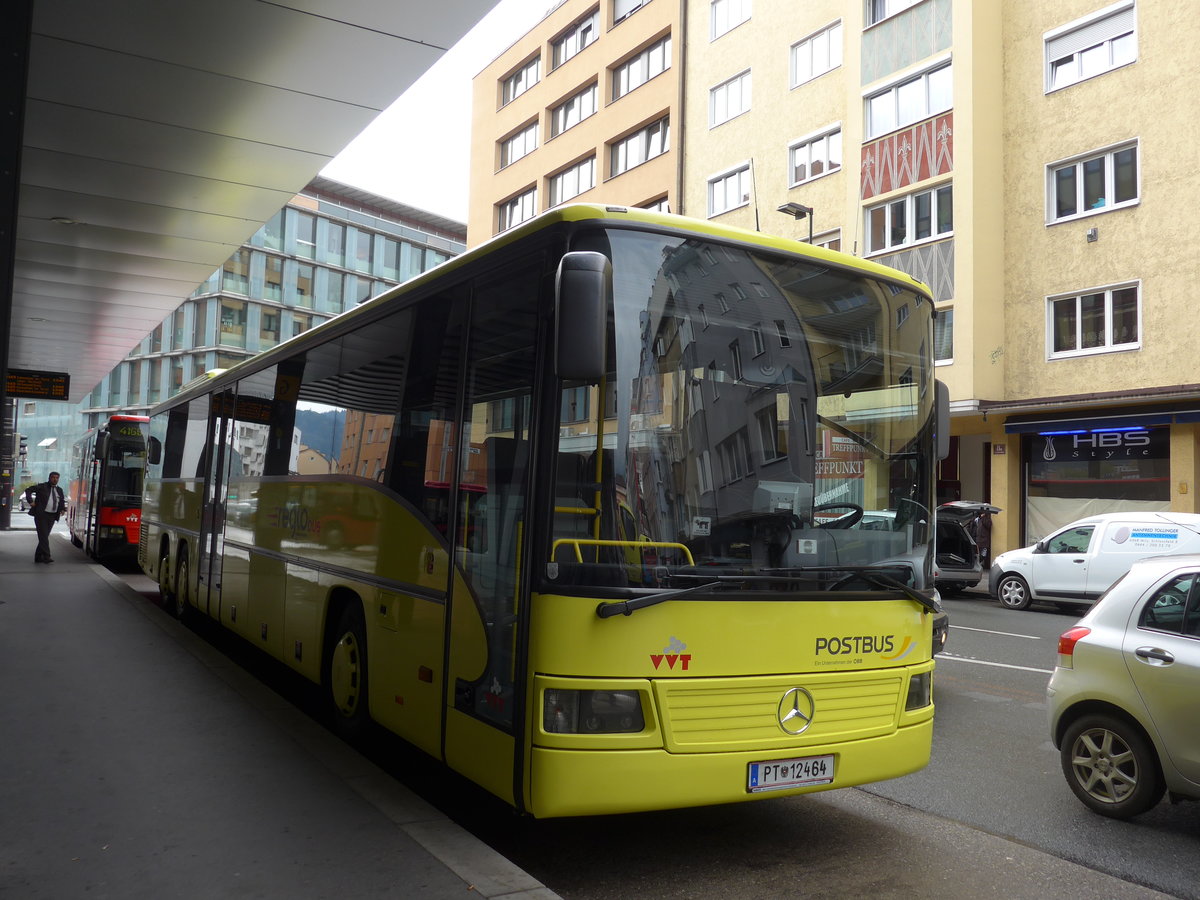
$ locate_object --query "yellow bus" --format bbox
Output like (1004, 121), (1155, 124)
(140, 204), (947, 818)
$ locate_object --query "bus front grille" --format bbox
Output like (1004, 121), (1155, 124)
(654, 673), (903, 752)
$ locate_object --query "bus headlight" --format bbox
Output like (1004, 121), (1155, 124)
(905, 671), (932, 710)
(544, 688), (645, 734)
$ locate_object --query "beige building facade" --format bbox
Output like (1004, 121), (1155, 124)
(471, 0), (1199, 557)
(469, 0), (681, 244)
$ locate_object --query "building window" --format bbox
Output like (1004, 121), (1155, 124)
(791, 21), (842, 86)
(934, 307), (953, 362)
(789, 127), (841, 185)
(262, 211), (283, 251)
(866, 62), (952, 139)
(296, 264), (314, 308)
(1048, 284), (1140, 358)
(815, 233), (842, 252)
(756, 403), (787, 462)
(641, 196), (670, 212)
(382, 239), (400, 280)
(610, 116), (670, 176)
(718, 428), (752, 484)
(613, 0), (646, 24)
(550, 83), (597, 137)
(292, 312), (314, 337)
(711, 0), (750, 39)
(552, 10), (598, 69)
(560, 385), (590, 423)
(710, 70), (751, 126)
(497, 188), (537, 233)
(260, 309), (280, 347)
(866, 183), (952, 254)
(708, 163), (751, 217)
(729, 340), (743, 380)
(867, 0), (922, 26)
(500, 121), (539, 168)
(549, 156), (596, 206)
(325, 221), (345, 265)
(264, 255), (283, 301)
(219, 299), (248, 348)
(294, 212), (316, 259)
(612, 35), (671, 101)
(354, 230), (373, 272)
(1045, 2), (1136, 92)
(502, 56), (540, 105)
(1048, 142), (1138, 222)
(222, 249), (250, 294)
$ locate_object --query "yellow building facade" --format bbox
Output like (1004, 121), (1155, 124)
(472, 0), (1198, 556)
(468, 0), (682, 244)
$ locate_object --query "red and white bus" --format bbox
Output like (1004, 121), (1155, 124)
(68, 414), (149, 563)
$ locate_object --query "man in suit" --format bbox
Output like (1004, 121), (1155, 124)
(25, 472), (66, 564)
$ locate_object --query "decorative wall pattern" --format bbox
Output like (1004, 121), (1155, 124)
(861, 0), (952, 85)
(876, 239), (955, 305)
(860, 113), (953, 200)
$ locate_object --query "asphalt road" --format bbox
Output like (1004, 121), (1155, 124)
(103, 558), (1195, 899)
(871, 589), (1200, 899)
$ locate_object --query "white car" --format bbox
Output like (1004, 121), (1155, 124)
(990, 511), (1200, 610)
(1047, 554), (1200, 818)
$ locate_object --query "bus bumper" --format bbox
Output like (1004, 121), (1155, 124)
(526, 716), (933, 818)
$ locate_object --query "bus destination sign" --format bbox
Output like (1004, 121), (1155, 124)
(5, 368), (71, 400)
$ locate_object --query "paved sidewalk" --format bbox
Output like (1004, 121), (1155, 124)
(0, 526), (558, 899)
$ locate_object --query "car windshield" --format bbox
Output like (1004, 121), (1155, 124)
(544, 227), (936, 593)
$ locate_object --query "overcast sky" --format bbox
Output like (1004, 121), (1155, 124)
(321, 0), (551, 224)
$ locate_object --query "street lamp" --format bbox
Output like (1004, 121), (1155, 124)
(777, 202), (814, 243)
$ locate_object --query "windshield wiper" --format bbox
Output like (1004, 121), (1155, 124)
(819, 566), (941, 614)
(595, 578), (746, 619)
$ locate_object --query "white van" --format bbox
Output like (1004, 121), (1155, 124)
(989, 512), (1200, 610)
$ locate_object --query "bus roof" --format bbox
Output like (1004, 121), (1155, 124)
(151, 203), (933, 414)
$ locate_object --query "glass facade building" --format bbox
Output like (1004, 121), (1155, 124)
(79, 177), (466, 427)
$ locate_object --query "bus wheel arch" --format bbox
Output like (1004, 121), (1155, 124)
(323, 590), (370, 739)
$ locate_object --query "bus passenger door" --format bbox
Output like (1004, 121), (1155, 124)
(443, 265), (541, 808)
(197, 389), (235, 617)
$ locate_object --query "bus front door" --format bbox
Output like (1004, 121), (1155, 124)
(196, 390), (235, 618)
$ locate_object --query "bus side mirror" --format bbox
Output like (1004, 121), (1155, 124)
(935, 380), (950, 461)
(555, 251), (610, 383)
(147, 436), (162, 466)
(94, 432), (110, 461)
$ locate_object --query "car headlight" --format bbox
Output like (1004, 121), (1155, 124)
(544, 688), (645, 734)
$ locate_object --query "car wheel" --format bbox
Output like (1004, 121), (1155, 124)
(1060, 713), (1164, 819)
(996, 573), (1032, 610)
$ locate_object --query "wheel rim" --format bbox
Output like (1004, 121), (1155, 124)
(1070, 726), (1139, 805)
(329, 630), (363, 718)
(999, 578), (1026, 608)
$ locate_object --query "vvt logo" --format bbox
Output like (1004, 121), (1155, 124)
(650, 636), (691, 670)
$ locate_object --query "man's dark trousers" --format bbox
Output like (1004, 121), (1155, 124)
(33, 511), (56, 562)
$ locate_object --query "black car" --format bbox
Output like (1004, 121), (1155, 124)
(935, 501), (1001, 594)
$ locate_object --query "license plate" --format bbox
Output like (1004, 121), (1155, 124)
(747, 755), (834, 792)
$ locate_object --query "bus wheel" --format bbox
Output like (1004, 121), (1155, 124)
(157, 547), (174, 604)
(173, 549), (192, 622)
(326, 603), (370, 739)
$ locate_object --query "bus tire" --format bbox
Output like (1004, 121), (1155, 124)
(172, 546), (192, 622)
(157, 544), (174, 605)
(325, 602), (370, 740)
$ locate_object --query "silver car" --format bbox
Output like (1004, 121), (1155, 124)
(1047, 554), (1200, 819)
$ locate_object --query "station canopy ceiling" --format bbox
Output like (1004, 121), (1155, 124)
(9, 0), (497, 403)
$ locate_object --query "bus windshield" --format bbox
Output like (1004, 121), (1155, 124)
(104, 437), (147, 505)
(547, 227), (936, 592)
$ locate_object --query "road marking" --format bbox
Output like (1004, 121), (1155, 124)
(949, 624), (1041, 640)
(936, 653), (1054, 675)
